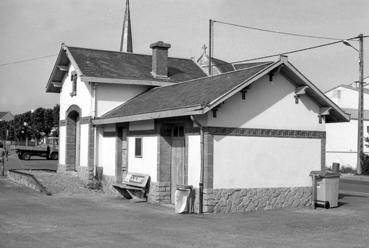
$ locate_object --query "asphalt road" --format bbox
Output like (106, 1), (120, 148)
(1, 178), (369, 248)
(2, 151), (58, 172)
(340, 178), (369, 195)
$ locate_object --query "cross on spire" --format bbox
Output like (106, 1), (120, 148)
(120, 0), (133, 52)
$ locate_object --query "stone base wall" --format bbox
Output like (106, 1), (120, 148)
(101, 175), (119, 195)
(203, 187), (312, 214)
(147, 181), (171, 204)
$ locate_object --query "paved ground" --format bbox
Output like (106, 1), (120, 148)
(1, 178), (369, 248)
(2, 151), (57, 172)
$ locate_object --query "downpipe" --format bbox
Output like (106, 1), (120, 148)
(190, 115), (204, 214)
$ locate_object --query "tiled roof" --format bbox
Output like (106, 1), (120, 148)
(0, 112), (9, 118)
(101, 63), (273, 119)
(234, 61), (273, 70)
(68, 47), (206, 82)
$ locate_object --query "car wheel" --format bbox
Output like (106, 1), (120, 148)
(51, 152), (58, 160)
(22, 153), (31, 160)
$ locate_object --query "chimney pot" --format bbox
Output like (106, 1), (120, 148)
(150, 41), (171, 79)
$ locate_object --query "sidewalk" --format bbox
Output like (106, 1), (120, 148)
(340, 173), (369, 182)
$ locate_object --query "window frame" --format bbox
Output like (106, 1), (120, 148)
(134, 137), (143, 158)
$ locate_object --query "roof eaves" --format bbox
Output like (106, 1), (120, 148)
(94, 105), (203, 125)
(45, 47), (66, 93)
(80, 76), (175, 87)
(204, 60), (282, 113)
(283, 61), (350, 122)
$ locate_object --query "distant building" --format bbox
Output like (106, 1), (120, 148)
(325, 79), (369, 169)
(0, 112), (14, 122)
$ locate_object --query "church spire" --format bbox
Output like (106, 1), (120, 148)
(120, 0), (133, 52)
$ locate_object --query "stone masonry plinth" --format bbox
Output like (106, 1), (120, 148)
(147, 181), (171, 204)
(203, 187), (312, 214)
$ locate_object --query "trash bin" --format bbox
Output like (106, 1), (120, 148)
(310, 171), (340, 209)
(174, 185), (193, 214)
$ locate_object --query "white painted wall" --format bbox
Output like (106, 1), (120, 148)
(59, 126), (66, 165)
(201, 73), (325, 131)
(79, 124), (89, 167)
(128, 136), (158, 182)
(96, 84), (149, 117)
(187, 135), (201, 187)
(59, 64), (92, 120)
(129, 120), (155, 131)
(326, 86), (369, 110)
(326, 119), (369, 169)
(98, 124), (116, 176)
(213, 136), (321, 188)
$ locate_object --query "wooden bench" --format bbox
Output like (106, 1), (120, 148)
(113, 172), (150, 202)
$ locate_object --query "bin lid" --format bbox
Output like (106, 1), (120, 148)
(309, 170), (340, 178)
(176, 185), (193, 190)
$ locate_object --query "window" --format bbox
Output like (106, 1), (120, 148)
(332, 90), (341, 99)
(135, 138), (142, 157)
(172, 126), (184, 137)
(70, 71), (77, 96)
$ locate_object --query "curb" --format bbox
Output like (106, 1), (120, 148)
(339, 190), (369, 197)
(7, 169), (52, 196)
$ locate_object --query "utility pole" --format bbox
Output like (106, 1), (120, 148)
(208, 19), (213, 75)
(357, 33), (364, 174)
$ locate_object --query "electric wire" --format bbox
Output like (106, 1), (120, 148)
(214, 20), (344, 41)
(202, 36), (362, 68)
(0, 54), (57, 67)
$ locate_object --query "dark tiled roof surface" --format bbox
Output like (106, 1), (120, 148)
(211, 58), (235, 73)
(102, 63), (274, 119)
(234, 61), (273, 70)
(0, 112), (9, 118)
(68, 47), (206, 82)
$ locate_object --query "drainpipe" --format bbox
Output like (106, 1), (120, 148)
(190, 115), (204, 214)
(91, 83), (98, 177)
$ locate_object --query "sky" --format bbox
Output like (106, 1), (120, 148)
(1, 0), (369, 114)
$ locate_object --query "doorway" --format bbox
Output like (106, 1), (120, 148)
(170, 126), (185, 203)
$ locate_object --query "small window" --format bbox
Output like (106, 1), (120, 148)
(135, 138), (142, 157)
(70, 71), (77, 96)
(172, 126), (184, 137)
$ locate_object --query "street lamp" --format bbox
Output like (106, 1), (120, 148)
(342, 34), (364, 174)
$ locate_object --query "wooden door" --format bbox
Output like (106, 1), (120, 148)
(171, 138), (185, 203)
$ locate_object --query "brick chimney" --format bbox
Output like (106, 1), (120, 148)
(150, 41), (171, 79)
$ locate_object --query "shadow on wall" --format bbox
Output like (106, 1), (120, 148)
(211, 74), (318, 142)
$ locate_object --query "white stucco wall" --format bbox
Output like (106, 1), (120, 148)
(326, 86), (369, 110)
(59, 126), (66, 165)
(187, 135), (201, 187)
(326, 119), (369, 169)
(98, 125), (116, 176)
(129, 120), (155, 131)
(201, 73), (325, 131)
(96, 84), (149, 117)
(128, 136), (158, 182)
(213, 136), (321, 188)
(79, 124), (89, 167)
(59, 64), (92, 120)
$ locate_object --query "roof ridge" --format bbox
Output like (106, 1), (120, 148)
(155, 60), (278, 90)
(66, 45), (195, 62)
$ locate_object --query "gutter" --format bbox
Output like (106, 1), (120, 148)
(190, 115), (204, 214)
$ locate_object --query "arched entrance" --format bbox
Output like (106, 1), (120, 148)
(65, 105), (81, 171)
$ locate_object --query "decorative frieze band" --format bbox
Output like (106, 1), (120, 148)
(204, 127), (325, 139)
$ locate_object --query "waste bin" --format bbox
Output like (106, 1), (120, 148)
(310, 171), (340, 209)
(174, 185), (193, 214)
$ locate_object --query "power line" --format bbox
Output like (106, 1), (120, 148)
(0, 54), (58, 67)
(202, 36), (362, 68)
(214, 20), (344, 41)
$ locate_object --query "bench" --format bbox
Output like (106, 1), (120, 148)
(113, 172), (150, 202)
